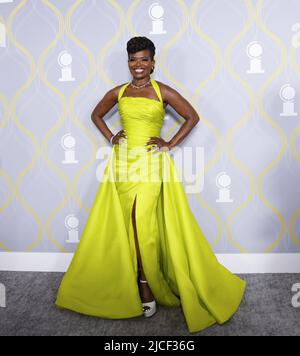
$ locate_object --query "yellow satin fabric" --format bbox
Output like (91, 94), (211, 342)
(55, 79), (246, 333)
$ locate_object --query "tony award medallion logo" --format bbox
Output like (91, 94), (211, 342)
(58, 51), (75, 82)
(216, 172), (233, 203)
(279, 84), (298, 117)
(61, 134), (79, 164)
(65, 214), (80, 243)
(149, 3), (167, 35)
(246, 41), (265, 74)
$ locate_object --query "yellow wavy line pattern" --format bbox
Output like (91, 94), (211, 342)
(0, 92), (15, 250)
(255, 0), (287, 253)
(289, 31), (300, 247)
(190, 0), (224, 248)
(190, 0), (223, 172)
(44, 0), (126, 251)
(289, 208), (300, 248)
(96, 0), (126, 171)
(0, 93), (9, 129)
(40, 0), (71, 252)
(0, 48), (15, 250)
(1, 0), (299, 253)
(65, 0), (98, 215)
(0, 169), (14, 251)
(68, 0), (125, 213)
(224, 0), (256, 252)
(7, 0), (44, 252)
(127, 0), (141, 37)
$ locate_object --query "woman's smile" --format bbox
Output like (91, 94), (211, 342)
(134, 68), (145, 73)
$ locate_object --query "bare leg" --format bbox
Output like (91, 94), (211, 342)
(131, 194), (155, 303)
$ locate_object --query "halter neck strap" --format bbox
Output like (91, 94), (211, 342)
(118, 79), (163, 103)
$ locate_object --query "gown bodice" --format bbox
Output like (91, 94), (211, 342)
(118, 79), (165, 148)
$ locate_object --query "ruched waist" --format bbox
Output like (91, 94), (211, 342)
(121, 129), (161, 148)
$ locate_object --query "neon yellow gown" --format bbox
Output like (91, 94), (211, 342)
(55, 79), (246, 333)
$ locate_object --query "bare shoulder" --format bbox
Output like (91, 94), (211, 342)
(155, 80), (183, 103)
(106, 82), (128, 100)
(155, 80), (170, 94)
(91, 82), (128, 118)
(154, 80), (200, 121)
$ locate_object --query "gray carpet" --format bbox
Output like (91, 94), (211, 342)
(0, 272), (299, 336)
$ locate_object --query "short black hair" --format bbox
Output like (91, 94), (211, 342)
(126, 36), (155, 60)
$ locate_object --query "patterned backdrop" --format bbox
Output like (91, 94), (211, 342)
(0, 0), (300, 255)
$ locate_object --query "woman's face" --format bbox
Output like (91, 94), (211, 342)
(128, 49), (154, 80)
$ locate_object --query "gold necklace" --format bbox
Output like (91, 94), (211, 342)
(130, 79), (151, 89)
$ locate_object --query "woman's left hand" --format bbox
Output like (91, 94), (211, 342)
(145, 136), (171, 152)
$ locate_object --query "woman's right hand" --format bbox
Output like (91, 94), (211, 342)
(111, 129), (127, 145)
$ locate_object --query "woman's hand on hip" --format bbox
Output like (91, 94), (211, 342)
(145, 136), (172, 152)
(112, 129), (127, 145)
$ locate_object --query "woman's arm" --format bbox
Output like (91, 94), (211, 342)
(91, 85), (124, 143)
(158, 81), (200, 150)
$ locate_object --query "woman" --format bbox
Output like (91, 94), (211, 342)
(55, 36), (246, 333)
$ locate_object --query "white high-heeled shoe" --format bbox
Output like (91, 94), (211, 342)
(139, 279), (156, 317)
